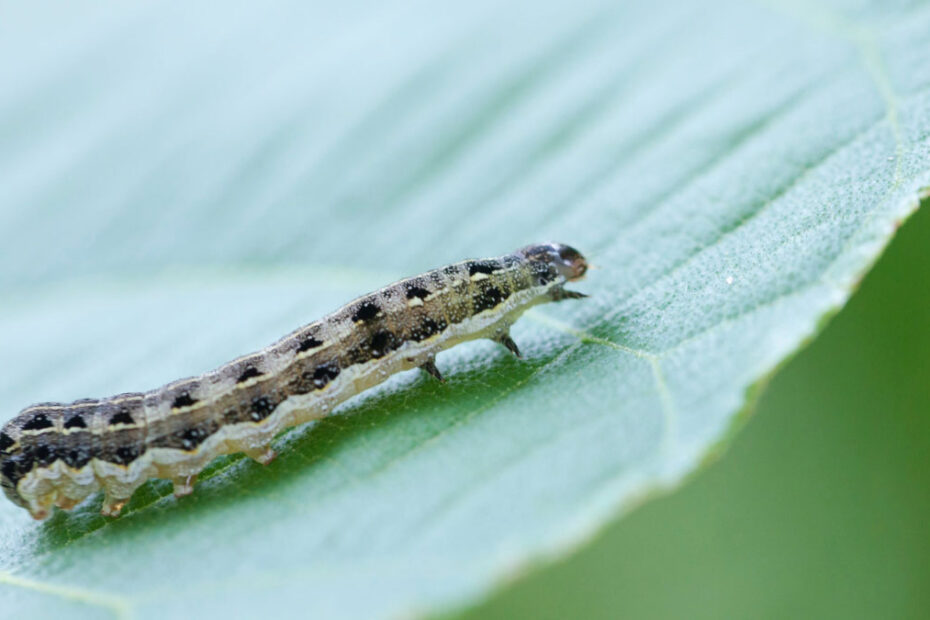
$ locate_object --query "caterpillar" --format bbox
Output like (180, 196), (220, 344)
(0, 243), (588, 520)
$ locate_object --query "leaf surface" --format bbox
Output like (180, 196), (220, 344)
(1, 1), (929, 618)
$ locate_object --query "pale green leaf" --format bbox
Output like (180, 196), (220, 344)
(1, 1), (929, 618)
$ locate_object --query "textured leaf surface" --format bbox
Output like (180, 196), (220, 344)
(1, 1), (929, 618)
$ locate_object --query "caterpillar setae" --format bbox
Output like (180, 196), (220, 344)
(0, 243), (588, 519)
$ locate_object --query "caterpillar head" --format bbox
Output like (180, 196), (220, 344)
(518, 242), (588, 281)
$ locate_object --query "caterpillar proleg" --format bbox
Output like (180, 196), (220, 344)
(0, 243), (588, 519)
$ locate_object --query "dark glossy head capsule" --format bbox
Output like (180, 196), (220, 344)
(517, 242), (588, 281)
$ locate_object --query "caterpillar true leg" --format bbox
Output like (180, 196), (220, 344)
(419, 358), (444, 382)
(553, 288), (588, 301)
(493, 331), (521, 358)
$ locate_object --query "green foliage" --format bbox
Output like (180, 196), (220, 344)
(1, 1), (929, 618)
(472, 197), (930, 620)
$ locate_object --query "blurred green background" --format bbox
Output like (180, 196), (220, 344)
(468, 200), (930, 617)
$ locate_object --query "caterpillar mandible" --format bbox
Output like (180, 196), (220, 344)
(0, 243), (588, 519)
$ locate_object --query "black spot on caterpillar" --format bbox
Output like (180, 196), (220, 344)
(151, 422), (217, 451)
(296, 335), (323, 353)
(285, 359), (341, 395)
(109, 410), (135, 426)
(467, 260), (500, 276)
(249, 396), (277, 421)
(351, 300), (382, 323)
(236, 367), (264, 383)
(410, 316), (447, 342)
(63, 446), (92, 469)
(311, 362), (341, 388)
(368, 329), (400, 358)
(404, 284), (431, 300)
(21, 414), (53, 432)
(64, 415), (87, 429)
(171, 393), (198, 409)
(112, 445), (142, 466)
(2, 460), (19, 485)
(34, 444), (56, 467)
(0, 243), (588, 519)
